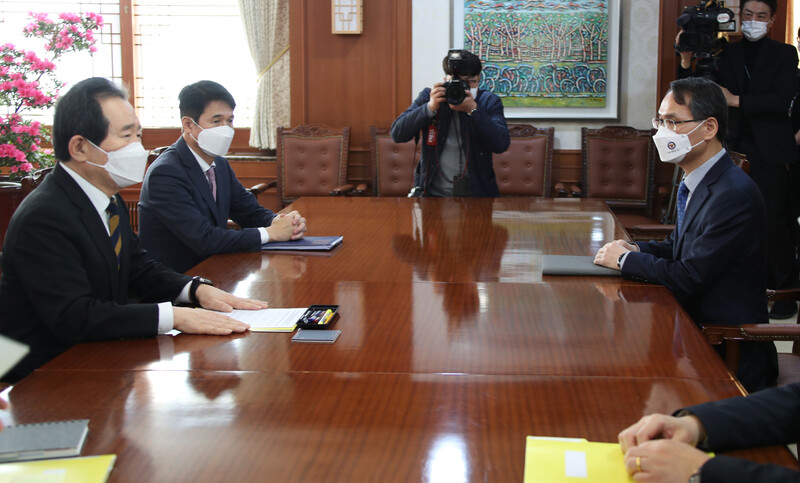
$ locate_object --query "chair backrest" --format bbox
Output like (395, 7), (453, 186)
(20, 167), (54, 197)
(125, 200), (139, 234)
(276, 124), (349, 207)
(369, 126), (419, 197)
(493, 124), (554, 197)
(581, 126), (655, 213)
(729, 151), (750, 175)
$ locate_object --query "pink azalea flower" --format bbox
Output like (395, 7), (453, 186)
(58, 12), (81, 22)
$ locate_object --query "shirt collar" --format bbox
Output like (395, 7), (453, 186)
(683, 148), (726, 194)
(187, 143), (215, 173)
(61, 161), (117, 221)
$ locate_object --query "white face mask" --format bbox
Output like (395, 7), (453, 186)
(652, 120), (707, 164)
(469, 87), (478, 100)
(86, 140), (149, 188)
(741, 20), (769, 41)
(190, 120), (234, 157)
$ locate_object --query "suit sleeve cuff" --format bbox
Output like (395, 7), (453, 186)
(259, 227), (270, 244)
(618, 251), (630, 268)
(157, 302), (175, 334)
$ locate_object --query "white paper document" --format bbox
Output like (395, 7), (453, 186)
(228, 308), (306, 332)
(0, 335), (29, 379)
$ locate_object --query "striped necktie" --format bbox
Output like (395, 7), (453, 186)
(107, 197), (121, 269)
(676, 181), (689, 236)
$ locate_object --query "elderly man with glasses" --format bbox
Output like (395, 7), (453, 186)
(595, 77), (776, 392)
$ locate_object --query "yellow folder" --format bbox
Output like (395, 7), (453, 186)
(0, 454), (116, 483)
(524, 437), (633, 482)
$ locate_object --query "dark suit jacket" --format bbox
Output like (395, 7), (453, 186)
(390, 88), (510, 197)
(680, 38), (799, 166)
(138, 137), (276, 273)
(0, 163), (190, 382)
(684, 383), (800, 482)
(622, 152), (776, 390)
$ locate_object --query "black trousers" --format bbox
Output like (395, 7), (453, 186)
(737, 142), (797, 289)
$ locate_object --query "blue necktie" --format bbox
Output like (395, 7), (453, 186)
(676, 181), (689, 235)
(107, 198), (121, 269)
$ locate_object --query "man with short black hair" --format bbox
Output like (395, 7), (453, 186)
(595, 77), (776, 392)
(390, 49), (509, 197)
(139, 80), (306, 273)
(0, 77), (264, 382)
(678, 0), (800, 319)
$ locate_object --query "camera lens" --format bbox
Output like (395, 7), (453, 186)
(445, 81), (467, 105)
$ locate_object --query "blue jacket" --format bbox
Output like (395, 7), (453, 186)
(390, 88), (510, 197)
(621, 152), (776, 390)
(138, 137), (276, 273)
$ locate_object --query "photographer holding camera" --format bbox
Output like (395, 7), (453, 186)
(678, 0), (800, 319)
(390, 49), (510, 197)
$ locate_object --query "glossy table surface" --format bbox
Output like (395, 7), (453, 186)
(7, 197), (798, 481)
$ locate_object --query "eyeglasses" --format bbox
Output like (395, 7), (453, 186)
(652, 117), (703, 131)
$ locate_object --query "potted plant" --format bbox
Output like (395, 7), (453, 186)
(0, 11), (103, 183)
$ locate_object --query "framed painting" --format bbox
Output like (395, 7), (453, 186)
(452, 0), (621, 119)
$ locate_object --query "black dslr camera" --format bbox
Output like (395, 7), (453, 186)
(676, 0), (735, 79)
(442, 50), (470, 105)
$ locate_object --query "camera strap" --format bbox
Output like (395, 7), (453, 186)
(426, 112), (439, 146)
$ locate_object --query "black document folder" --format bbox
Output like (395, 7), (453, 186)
(541, 255), (621, 276)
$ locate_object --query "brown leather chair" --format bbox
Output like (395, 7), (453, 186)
(492, 124), (555, 197)
(701, 289), (800, 387)
(20, 166), (54, 197)
(574, 126), (668, 241)
(276, 124), (357, 207)
(369, 126), (419, 197)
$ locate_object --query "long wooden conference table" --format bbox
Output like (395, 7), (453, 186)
(5, 197), (798, 481)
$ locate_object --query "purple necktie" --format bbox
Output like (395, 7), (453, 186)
(207, 166), (217, 201)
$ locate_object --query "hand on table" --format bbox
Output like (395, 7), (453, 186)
(618, 413), (710, 482)
(172, 284), (268, 335)
(594, 239), (638, 269)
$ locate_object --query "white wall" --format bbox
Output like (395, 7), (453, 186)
(411, 0), (660, 150)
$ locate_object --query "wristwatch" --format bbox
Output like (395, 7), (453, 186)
(189, 276), (214, 305)
(467, 107), (478, 117)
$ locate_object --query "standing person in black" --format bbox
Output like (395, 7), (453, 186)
(678, 0), (800, 319)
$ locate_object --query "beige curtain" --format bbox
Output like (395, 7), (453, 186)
(237, 0), (290, 150)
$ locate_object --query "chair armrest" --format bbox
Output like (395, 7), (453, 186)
(246, 180), (276, 196)
(701, 323), (800, 345)
(330, 184), (354, 196)
(350, 183), (369, 196)
(553, 182), (568, 198)
(767, 288), (800, 303)
(626, 224), (674, 241)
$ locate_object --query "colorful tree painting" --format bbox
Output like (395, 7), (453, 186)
(463, 0), (610, 108)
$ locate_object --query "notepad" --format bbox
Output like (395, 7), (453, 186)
(0, 334), (29, 379)
(523, 436), (633, 482)
(0, 419), (89, 463)
(261, 236), (343, 251)
(541, 255), (621, 276)
(0, 454), (116, 482)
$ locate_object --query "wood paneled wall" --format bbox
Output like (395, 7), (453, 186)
(289, 0), (412, 190)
